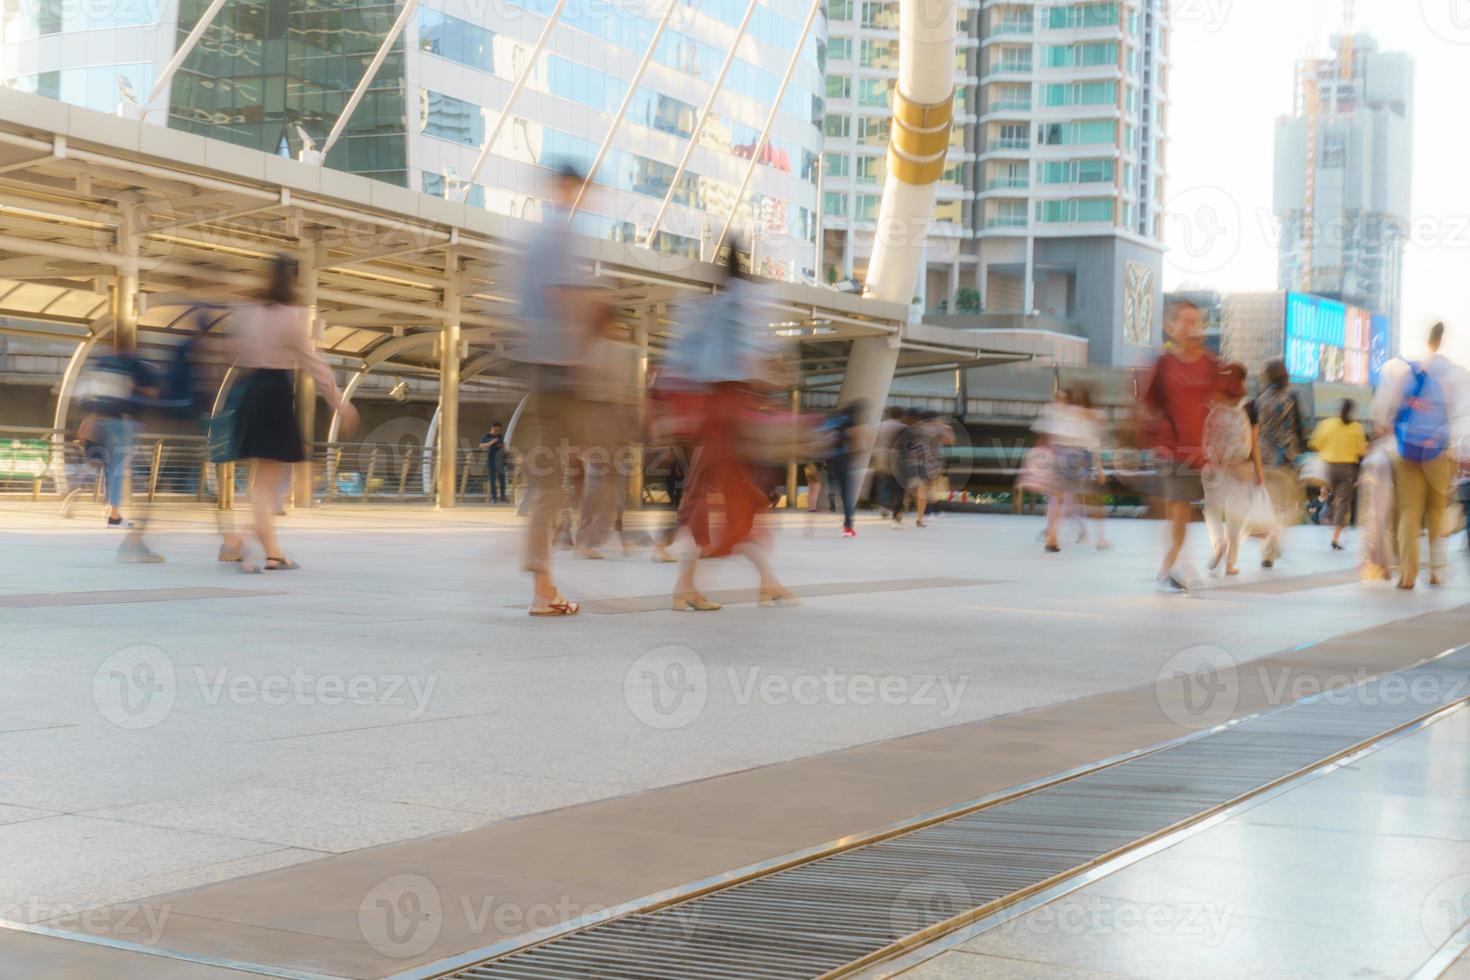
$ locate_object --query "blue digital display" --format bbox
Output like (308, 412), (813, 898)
(1369, 315), (1391, 387)
(1284, 292), (1370, 385)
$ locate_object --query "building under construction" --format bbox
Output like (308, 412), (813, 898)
(1273, 30), (1413, 356)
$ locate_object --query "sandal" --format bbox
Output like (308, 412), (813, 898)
(672, 593), (721, 612)
(264, 557), (300, 570)
(529, 594), (580, 616)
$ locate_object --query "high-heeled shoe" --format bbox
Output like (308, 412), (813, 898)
(672, 593), (721, 612)
(759, 587), (800, 607)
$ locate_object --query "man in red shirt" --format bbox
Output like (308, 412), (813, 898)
(1142, 299), (1220, 593)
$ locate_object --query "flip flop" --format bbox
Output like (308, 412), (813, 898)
(529, 594), (580, 616)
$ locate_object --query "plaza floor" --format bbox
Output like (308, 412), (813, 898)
(1, 501), (1467, 976)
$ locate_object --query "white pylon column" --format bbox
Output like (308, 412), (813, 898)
(838, 0), (956, 441)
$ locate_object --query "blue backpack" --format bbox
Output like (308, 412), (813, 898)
(1394, 361), (1449, 464)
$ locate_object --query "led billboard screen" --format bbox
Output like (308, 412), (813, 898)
(1284, 292), (1371, 385)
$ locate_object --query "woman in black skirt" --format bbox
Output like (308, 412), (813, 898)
(223, 256), (358, 569)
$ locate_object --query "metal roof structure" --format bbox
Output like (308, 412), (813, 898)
(0, 89), (1022, 391)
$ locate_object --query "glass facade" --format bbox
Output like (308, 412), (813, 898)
(166, 0), (410, 185)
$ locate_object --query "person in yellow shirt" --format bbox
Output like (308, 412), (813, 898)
(1310, 399), (1370, 552)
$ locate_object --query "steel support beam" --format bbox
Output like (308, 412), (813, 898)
(713, 0), (823, 257)
(461, 0), (569, 196)
(569, 0), (681, 220)
(643, 0), (759, 247)
(436, 256), (463, 508)
(319, 0), (422, 159)
(293, 243), (320, 508)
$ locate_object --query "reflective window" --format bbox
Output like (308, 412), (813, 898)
(421, 169), (485, 208)
(2, 0), (160, 40)
(858, 78), (890, 107)
(824, 154), (849, 177)
(419, 8), (493, 74)
(421, 90), (485, 146)
(855, 193), (880, 220)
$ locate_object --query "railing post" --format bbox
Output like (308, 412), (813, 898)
(398, 452), (412, 497)
(365, 447), (380, 502)
(147, 441), (164, 502)
(458, 452), (470, 497)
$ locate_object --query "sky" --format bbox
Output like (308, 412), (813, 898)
(1164, 0), (1470, 362)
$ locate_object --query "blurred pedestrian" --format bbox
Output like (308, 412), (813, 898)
(1202, 363), (1265, 576)
(662, 244), (795, 611)
(75, 349), (163, 560)
(1141, 299), (1220, 593)
(514, 165), (596, 615)
(1372, 321), (1464, 589)
(1309, 398), (1368, 552)
(818, 400), (866, 537)
(1254, 359), (1307, 467)
(892, 412), (928, 527)
(1035, 386), (1108, 553)
(222, 255), (357, 570)
(870, 408), (906, 517)
(575, 303), (640, 558)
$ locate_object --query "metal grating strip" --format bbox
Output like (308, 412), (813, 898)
(442, 650), (1470, 980)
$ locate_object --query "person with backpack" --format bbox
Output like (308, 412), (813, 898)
(1141, 299), (1221, 593)
(818, 400), (867, 538)
(1310, 398), (1369, 552)
(1372, 322), (1464, 589)
(76, 350), (164, 562)
(1202, 363), (1266, 576)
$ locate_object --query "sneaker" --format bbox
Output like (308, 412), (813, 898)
(842, 527), (856, 538)
(106, 516), (134, 529)
(1155, 574), (1188, 594)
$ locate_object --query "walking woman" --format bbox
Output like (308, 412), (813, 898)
(662, 245), (796, 611)
(222, 255), (357, 569)
(1310, 398), (1369, 552)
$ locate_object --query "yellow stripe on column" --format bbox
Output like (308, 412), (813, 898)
(887, 88), (955, 186)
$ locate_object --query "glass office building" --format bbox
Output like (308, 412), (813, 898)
(0, 0), (825, 278)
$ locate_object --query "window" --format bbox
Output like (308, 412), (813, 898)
(826, 76), (851, 99)
(1046, 3), (1118, 29)
(855, 194), (881, 220)
(996, 123), (1029, 148)
(1042, 84), (1070, 107)
(419, 9), (494, 74)
(1074, 120), (1116, 143)
(1038, 123), (1064, 145)
(1079, 81), (1115, 104)
(858, 77), (891, 107)
(420, 90), (484, 146)
(860, 1), (895, 29)
(824, 154), (849, 177)
(1038, 161), (1068, 184)
(1076, 198), (1114, 222)
(1076, 158), (1114, 183)
(824, 114), (851, 138)
(857, 116), (889, 145)
(824, 191), (847, 216)
(829, 36), (852, 59)
(829, 0), (853, 21)
(861, 39), (897, 68)
(856, 155), (882, 183)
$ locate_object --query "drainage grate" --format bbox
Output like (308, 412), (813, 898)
(441, 651), (1470, 980)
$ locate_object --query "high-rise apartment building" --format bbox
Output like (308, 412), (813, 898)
(1273, 33), (1412, 356)
(0, 0), (826, 279)
(821, 0), (1167, 366)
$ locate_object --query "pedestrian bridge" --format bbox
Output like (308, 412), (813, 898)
(0, 88), (1049, 506)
